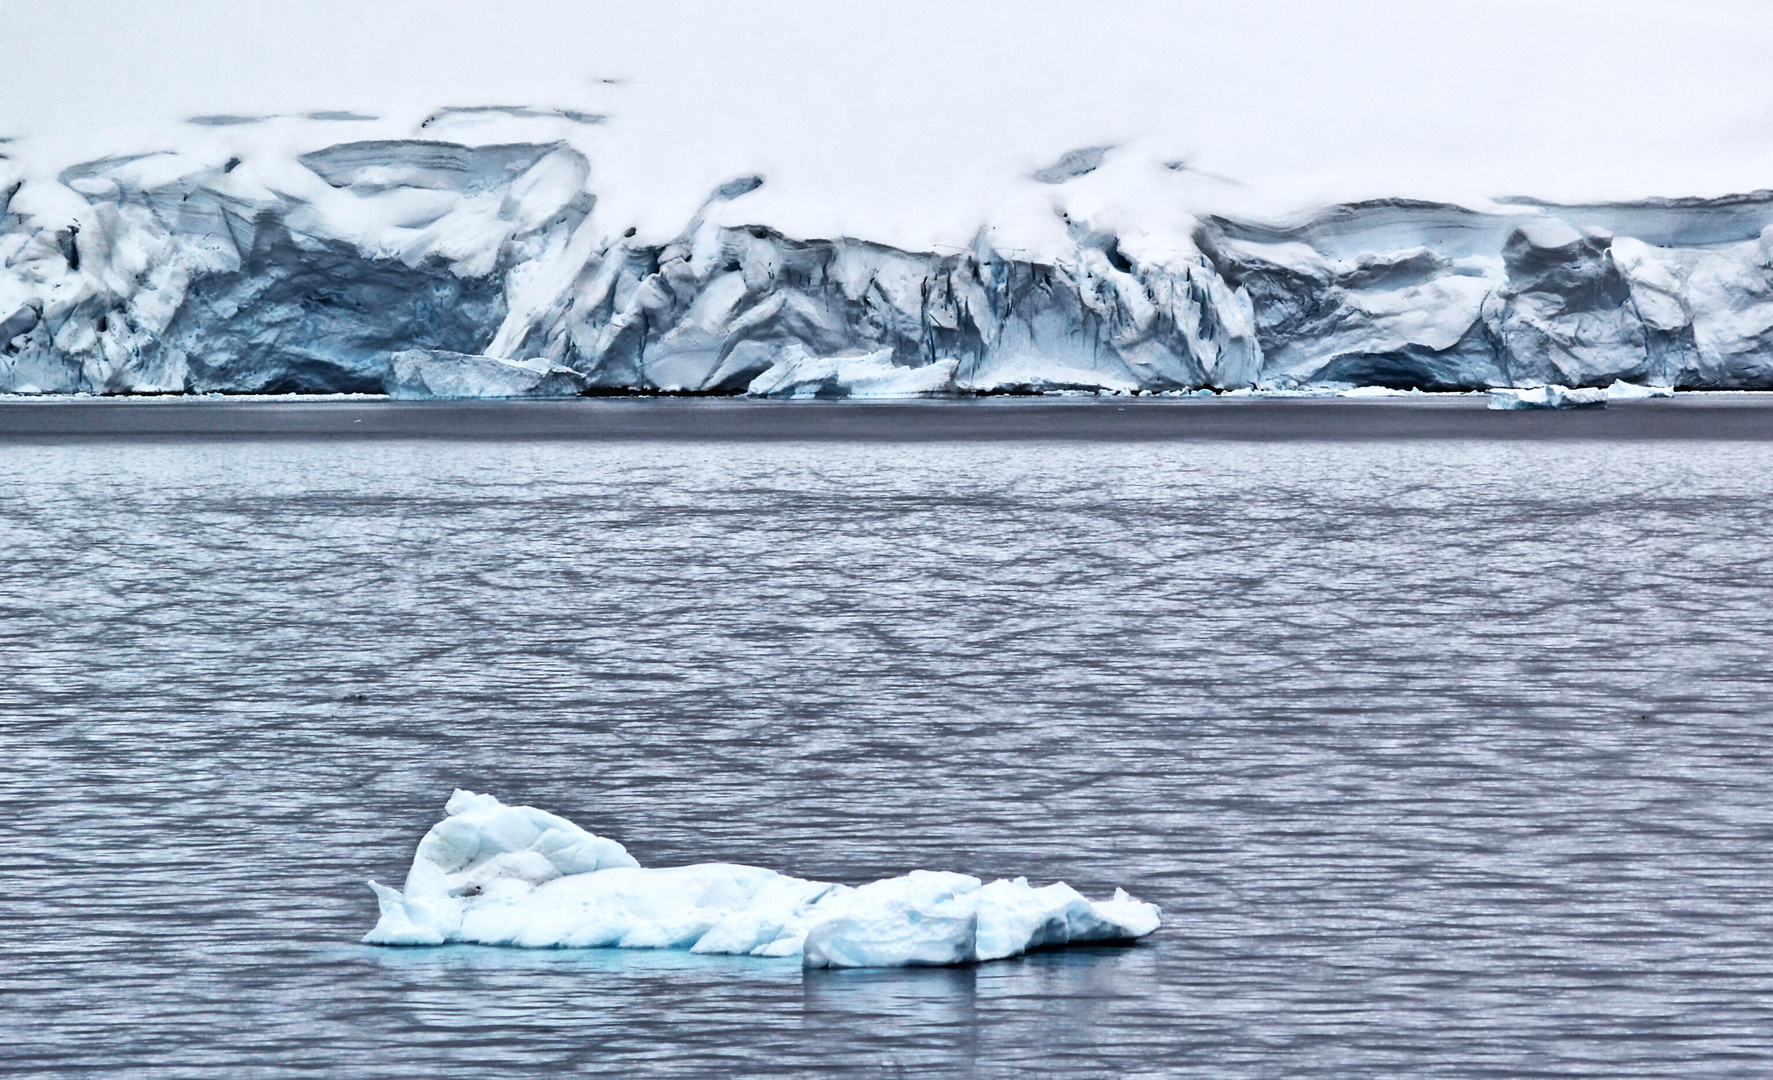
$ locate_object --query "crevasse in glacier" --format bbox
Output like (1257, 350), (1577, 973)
(363, 790), (1162, 969)
(5, 134), (1773, 396)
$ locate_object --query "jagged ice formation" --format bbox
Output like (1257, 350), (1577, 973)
(5, 137), (1773, 396)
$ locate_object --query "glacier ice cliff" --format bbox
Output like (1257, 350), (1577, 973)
(5, 136), (1773, 396)
(1205, 197), (1773, 391)
(363, 790), (1162, 969)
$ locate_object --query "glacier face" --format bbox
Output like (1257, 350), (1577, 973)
(1206, 197), (1773, 392)
(5, 136), (1773, 396)
(363, 790), (1162, 969)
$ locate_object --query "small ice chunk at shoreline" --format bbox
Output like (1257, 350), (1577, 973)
(384, 350), (589, 399)
(1336, 385), (1418, 398)
(746, 346), (958, 399)
(364, 791), (1161, 968)
(1487, 385), (1609, 410)
(1606, 380), (1676, 399)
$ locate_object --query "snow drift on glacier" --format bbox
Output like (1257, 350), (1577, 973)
(363, 790), (1162, 968)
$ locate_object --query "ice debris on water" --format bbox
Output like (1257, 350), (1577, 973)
(1606, 379), (1676, 400)
(1487, 385), (1609, 410)
(745, 345), (958, 399)
(384, 350), (588, 399)
(363, 790), (1162, 969)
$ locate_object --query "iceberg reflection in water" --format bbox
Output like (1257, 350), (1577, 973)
(354, 936), (1156, 1075)
(365, 790), (1160, 968)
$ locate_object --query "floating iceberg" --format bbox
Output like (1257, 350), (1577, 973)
(1487, 385), (1609, 410)
(364, 791), (1161, 969)
(745, 346), (957, 399)
(1606, 379), (1677, 400)
(384, 350), (588, 400)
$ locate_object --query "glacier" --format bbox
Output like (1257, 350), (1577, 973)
(363, 790), (1162, 969)
(5, 133), (1773, 397)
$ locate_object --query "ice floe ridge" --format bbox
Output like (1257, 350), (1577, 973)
(5, 136), (1773, 396)
(364, 790), (1161, 968)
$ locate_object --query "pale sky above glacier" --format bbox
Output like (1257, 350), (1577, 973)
(6, 0), (1773, 242)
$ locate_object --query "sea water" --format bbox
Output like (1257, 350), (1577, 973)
(4, 398), (1773, 1078)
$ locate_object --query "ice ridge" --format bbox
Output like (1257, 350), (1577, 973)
(363, 790), (1163, 969)
(5, 137), (1773, 396)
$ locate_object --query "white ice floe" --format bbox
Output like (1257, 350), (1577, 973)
(1606, 380), (1677, 400)
(1336, 386), (1422, 398)
(1487, 385), (1610, 411)
(364, 790), (1161, 969)
(384, 350), (588, 399)
(745, 346), (958, 399)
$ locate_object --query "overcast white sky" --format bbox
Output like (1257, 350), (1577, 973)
(6, 0), (1773, 237)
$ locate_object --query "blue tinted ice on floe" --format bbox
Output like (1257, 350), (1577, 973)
(364, 791), (1162, 969)
(383, 350), (587, 399)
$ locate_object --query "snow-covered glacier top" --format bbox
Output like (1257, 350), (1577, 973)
(12, 0), (1773, 235)
(5, 0), (1773, 395)
(364, 791), (1161, 968)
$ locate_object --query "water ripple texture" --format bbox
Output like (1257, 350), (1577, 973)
(4, 411), (1773, 1077)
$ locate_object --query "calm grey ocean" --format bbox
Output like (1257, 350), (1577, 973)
(4, 397), (1773, 1078)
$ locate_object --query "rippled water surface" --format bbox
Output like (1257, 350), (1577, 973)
(5, 401), (1773, 1077)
